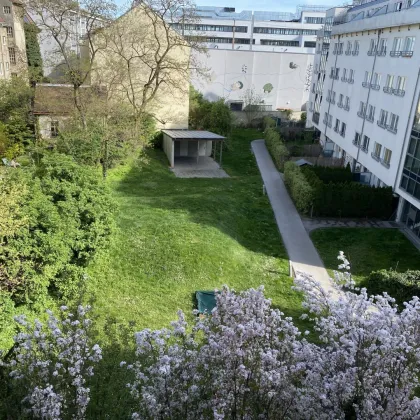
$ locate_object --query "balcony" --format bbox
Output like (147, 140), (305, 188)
(344, 104), (350, 111)
(323, 118), (328, 125)
(377, 120), (387, 128)
(333, 126), (339, 133)
(352, 139), (360, 147)
(361, 144), (369, 153)
(393, 89), (405, 97)
(345, 50), (351, 55)
(371, 152), (380, 161)
(340, 131), (346, 137)
(341, 76), (347, 82)
(367, 50), (376, 56)
(362, 81), (370, 88)
(370, 84), (380, 90)
(366, 114), (374, 122)
(390, 50), (402, 57)
(383, 86), (393, 94)
(401, 51), (414, 57)
(348, 78), (354, 84)
(337, 102), (343, 108)
(357, 111), (366, 119)
(376, 49), (387, 56)
(352, 50), (359, 56)
(387, 125), (398, 134)
(381, 159), (390, 168)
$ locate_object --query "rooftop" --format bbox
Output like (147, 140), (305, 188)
(162, 130), (226, 140)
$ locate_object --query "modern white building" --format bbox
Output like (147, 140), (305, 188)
(170, 5), (329, 54)
(307, 0), (420, 239)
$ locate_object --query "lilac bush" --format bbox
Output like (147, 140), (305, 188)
(127, 253), (420, 419)
(7, 305), (102, 419)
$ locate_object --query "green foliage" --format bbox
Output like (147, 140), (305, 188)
(0, 77), (33, 122)
(263, 116), (276, 130)
(284, 164), (393, 218)
(189, 86), (233, 137)
(283, 162), (314, 214)
(0, 154), (115, 307)
(365, 269), (420, 304)
(264, 128), (289, 171)
(300, 112), (307, 123)
(24, 23), (44, 85)
(282, 109), (293, 120)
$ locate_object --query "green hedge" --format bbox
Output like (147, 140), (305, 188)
(365, 269), (420, 304)
(309, 165), (353, 183)
(284, 164), (393, 218)
(264, 128), (289, 171)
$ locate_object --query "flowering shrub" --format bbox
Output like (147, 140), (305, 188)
(5, 305), (101, 419)
(3, 254), (420, 419)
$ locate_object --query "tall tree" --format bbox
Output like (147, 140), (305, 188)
(24, 22), (44, 86)
(25, 0), (118, 126)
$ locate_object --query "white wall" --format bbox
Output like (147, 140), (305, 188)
(163, 133), (174, 167)
(192, 49), (314, 111)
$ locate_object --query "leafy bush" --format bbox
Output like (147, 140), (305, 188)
(283, 162), (314, 213)
(284, 164), (393, 218)
(0, 153), (115, 305)
(264, 128), (289, 171)
(300, 112), (307, 123)
(263, 116), (276, 130)
(365, 269), (420, 304)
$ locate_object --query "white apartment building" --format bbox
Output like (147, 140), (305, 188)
(170, 5), (329, 54)
(307, 0), (420, 239)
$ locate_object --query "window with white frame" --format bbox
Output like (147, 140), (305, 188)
(379, 109), (388, 126)
(374, 142), (382, 157)
(338, 93), (344, 106)
(345, 96), (350, 110)
(385, 74), (394, 88)
(353, 40), (359, 54)
(327, 89), (331, 101)
(346, 41), (352, 54)
(335, 118), (340, 131)
(331, 91), (336, 103)
(328, 114), (332, 126)
(333, 42), (338, 54)
(389, 113), (399, 132)
(362, 135), (370, 151)
(378, 38), (387, 54)
(359, 101), (366, 116)
(392, 37), (402, 53)
(6, 27), (13, 38)
(364, 71), (372, 85)
(367, 104), (375, 121)
(369, 38), (378, 54)
(8, 47), (15, 65)
(340, 122), (346, 137)
(354, 132), (361, 145)
(338, 42), (344, 54)
(324, 112), (328, 123)
(3, 5), (11, 13)
(404, 36), (415, 52)
(348, 69), (354, 82)
(396, 76), (406, 91)
(371, 72), (381, 88)
(342, 68), (347, 81)
(383, 148), (392, 165)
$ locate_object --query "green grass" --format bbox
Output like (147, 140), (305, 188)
(87, 129), (305, 336)
(311, 228), (420, 284)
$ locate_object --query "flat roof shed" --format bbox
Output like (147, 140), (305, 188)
(162, 130), (226, 168)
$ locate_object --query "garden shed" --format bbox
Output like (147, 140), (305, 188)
(162, 130), (226, 169)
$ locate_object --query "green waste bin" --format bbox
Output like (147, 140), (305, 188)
(195, 291), (217, 314)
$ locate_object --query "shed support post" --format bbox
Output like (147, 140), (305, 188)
(197, 140), (199, 165)
(219, 141), (223, 167)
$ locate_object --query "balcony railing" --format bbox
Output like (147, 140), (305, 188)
(337, 102), (343, 108)
(366, 114), (374, 122)
(340, 130), (346, 137)
(345, 50), (351, 55)
(371, 152), (380, 161)
(393, 88), (405, 96)
(333, 126), (339, 133)
(348, 78), (354, 84)
(357, 111), (366, 119)
(390, 50), (402, 57)
(361, 144), (369, 153)
(381, 159), (390, 168)
(352, 50), (359, 56)
(352, 139), (360, 147)
(370, 84), (380, 90)
(387, 125), (398, 134)
(367, 49), (376, 56)
(362, 81), (370, 87)
(344, 104), (350, 111)
(323, 118), (328, 125)
(401, 51), (414, 57)
(383, 86), (393, 94)
(377, 120), (387, 128)
(376, 49), (387, 56)
(341, 76), (347, 82)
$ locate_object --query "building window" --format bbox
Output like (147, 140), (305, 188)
(388, 113), (399, 133)
(260, 39), (299, 47)
(378, 38), (387, 55)
(304, 41), (316, 48)
(8, 47), (15, 65)
(363, 71), (371, 87)
(171, 23), (248, 33)
(304, 16), (324, 24)
(368, 38), (378, 55)
(354, 132), (361, 146)
(341, 68), (347, 81)
(254, 27), (317, 35)
(371, 72), (381, 89)
(378, 109), (388, 127)
(367, 104), (375, 122)
(401, 135), (420, 200)
(3, 5), (11, 13)
(373, 142), (382, 159)
(334, 118), (340, 132)
(346, 41), (352, 54)
(6, 27), (13, 38)
(338, 93), (344, 107)
(395, 76), (406, 95)
(361, 135), (370, 152)
(328, 114), (332, 127)
(391, 37), (402, 56)
(344, 96), (350, 110)
(382, 148), (392, 167)
(348, 69), (354, 83)
(384, 74), (394, 93)
(51, 121), (59, 137)
(358, 101), (366, 118)
(338, 42), (343, 54)
(353, 40), (359, 55)
(403, 36), (415, 56)
(340, 122), (346, 137)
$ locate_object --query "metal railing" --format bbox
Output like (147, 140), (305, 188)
(390, 50), (402, 57)
(383, 86), (393, 94)
(337, 102), (343, 108)
(344, 104), (350, 111)
(352, 50), (359, 56)
(371, 152), (380, 161)
(376, 48), (387, 56)
(357, 110), (366, 118)
(362, 81), (370, 87)
(361, 144), (369, 153)
(401, 51), (414, 57)
(340, 130), (346, 137)
(352, 139), (360, 147)
(367, 50), (376, 56)
(393, 89), (405, 96)
(341, 76), (347, 82)
(333, 126), (339, 132)
(381, 158), (391, 168)
(348, 78), (354, 84)
(345, 50), (352, 55)
(387, 125), (398, 134)
(366, 114), (374, 122)
(377, 120), (387, 128)
(370, 84), (380, 90)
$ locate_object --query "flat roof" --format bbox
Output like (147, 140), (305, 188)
(162, 130), (226, 140)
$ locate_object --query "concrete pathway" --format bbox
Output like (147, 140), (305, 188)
(251, 140), (334, 293)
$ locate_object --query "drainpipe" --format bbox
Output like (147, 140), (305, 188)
(352, 30), (381, 173)
(249, 12), (255, 51)
(393, 68), (420, 192)
(232, 19), (235, 50)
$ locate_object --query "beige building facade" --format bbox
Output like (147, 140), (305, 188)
(91, 4), (190, 130)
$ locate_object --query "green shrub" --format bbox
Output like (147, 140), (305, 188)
(264, 128), (289, 171)
(284, 162), (314, 213)
(309, 165), (353, 183)
(365, 269), (420, 304)
(263, 116), (276, 130)
(0, 153), (115, 305)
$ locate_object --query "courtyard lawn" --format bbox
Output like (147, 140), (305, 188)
(87, 129), (304, 336)
(311, 228), (420, 284)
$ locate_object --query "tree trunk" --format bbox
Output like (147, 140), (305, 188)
(73, 85), (87, 129)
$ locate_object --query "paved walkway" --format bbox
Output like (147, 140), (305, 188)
(251, 140), (334, 293)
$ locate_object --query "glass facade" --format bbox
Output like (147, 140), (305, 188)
(401, 200), (420, 239)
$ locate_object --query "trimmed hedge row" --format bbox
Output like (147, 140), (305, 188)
(365, 269), (420, 304)
(284, 163), (394, 218)
(264, 128), (289, 171)
(309, 165), (353, 183)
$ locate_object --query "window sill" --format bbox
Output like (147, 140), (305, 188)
(371, 152), (380, 161)
(381, 160), (390, 168)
